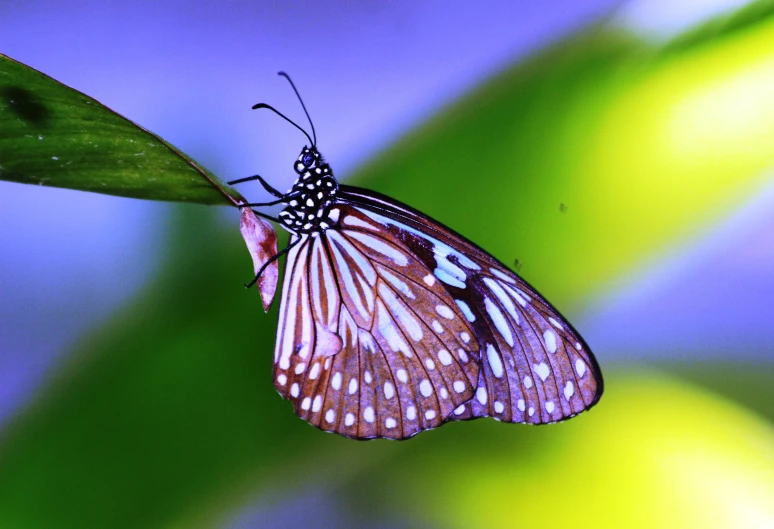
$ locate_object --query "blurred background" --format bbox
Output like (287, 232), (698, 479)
(1, 1), (773, 528)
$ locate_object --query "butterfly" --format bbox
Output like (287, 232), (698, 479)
(231, 73), (603, 440)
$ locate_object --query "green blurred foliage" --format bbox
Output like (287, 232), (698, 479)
(348, 371), (774, 529)
(2, 4), (774, 529)
(662, 0), (774, 53)
(353, 19), (774, 310)
(0, 54), (240, 205)
(652, 361), (774, 421)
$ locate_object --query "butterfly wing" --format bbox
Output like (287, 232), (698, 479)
(272, 205), (480, 439)
(338, 185), (603, 425)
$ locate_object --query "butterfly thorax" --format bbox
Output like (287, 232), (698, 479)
(278, 146), (339, 234)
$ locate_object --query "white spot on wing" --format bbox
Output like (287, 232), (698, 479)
(397, 369), (408, 383)
(434, 268), (465, 288)
(490, 267), (516, 283)
(420, 379), (433, 397)
(384, 381), (395, 399)
(455, 299), (476, 322)
(484, 297), (514, 346)
(486, 344), (504, 378)
(277, 374), (287, 386)
(476, 387), (487, 405)
(309, 362), (320, 380)
(576, 359), (587, 377)
(454, 405), (465, 415)
(517, 399), (525, 412)
(348, 231), (408, 265)
(325, 409), (335, 423)
(534, 362), (550, 381)
(453, 380), (466, 393)
(436, 304), (454, 319)
(543, 330), (557, 353)
(331, 372), (342, 390)
(501, 282), (528, 308)
(549, 317), (563, 330)
(564, 380), (575, 400)
(523, 376), (533, 389)
(312, 395), (322, 412)
(345, 413), (355, 426)
(484, 277), (520, 325)
(364, 406), (375, 423)
(425, 409), (436, 420)
(385, 417), (397, 429)
(423, 274), (436, 286)
(342, 214), (376, 230)
(494, 401), (504, 413)
(349, 378), (358, 395)
(435, 253), (467, 284)
(290, 383), (300, 398)
(438, 349), (452, 366)
(407, 406), (416, 420)
(545, 401), (555, 414)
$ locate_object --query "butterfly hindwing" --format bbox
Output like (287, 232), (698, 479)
(272, 206), (480, 439)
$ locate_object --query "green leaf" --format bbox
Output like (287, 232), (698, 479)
(0, 54), (241, 205)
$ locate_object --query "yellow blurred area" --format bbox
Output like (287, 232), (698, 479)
(575, 16), (774, 288)
(400, 373), (774, 529)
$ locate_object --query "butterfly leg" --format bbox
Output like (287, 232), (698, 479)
(242, 198), (287, 207)
(241, 191), (301, 208)
(245, 236), (301, 289)
(228, 173), (284, 198)
(246, 209), (282, 224)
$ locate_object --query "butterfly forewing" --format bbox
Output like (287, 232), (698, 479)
(338, 186), (603, 426)
(448, 267), (599, 424)
(272, 206), (480, 439)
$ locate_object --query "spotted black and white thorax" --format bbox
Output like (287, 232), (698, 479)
(277, 146), (340, 234)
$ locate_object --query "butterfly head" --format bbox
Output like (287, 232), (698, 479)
(294, 146), (322, 174)
(278, 146), (340, 234)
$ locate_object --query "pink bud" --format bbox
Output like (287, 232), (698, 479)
(239, 208), (278, 312)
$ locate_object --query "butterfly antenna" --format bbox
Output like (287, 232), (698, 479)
(277, 71), (317, 147)
(251, 102), (314, 147)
